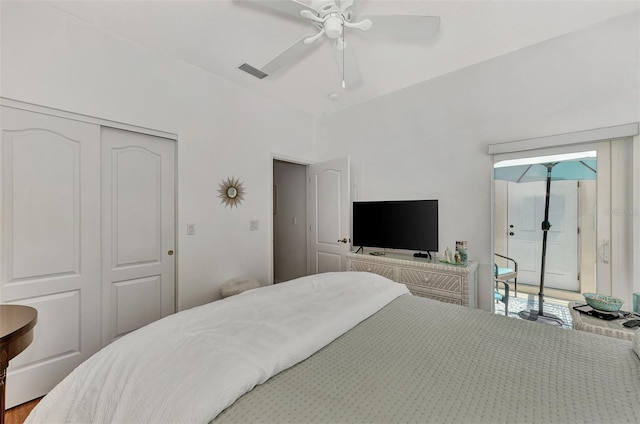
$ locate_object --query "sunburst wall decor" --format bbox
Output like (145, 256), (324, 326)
(217, 176), (246, 208)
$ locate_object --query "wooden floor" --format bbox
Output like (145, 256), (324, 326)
(5, 398), (41, 424)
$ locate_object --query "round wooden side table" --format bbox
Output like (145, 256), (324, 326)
(0, 305), (37, 424)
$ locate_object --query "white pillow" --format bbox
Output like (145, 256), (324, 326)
(633, 328), (640, 360)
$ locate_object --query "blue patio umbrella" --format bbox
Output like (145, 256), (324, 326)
(494, 152), (597, 326)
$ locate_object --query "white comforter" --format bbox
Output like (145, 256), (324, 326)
(26, 272), (409, 424)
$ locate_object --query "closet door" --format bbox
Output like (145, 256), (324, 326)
(0, 106), (101, 407)
(101, 127), (175, 345)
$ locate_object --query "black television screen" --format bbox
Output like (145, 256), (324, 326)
(352, 200), (438, 252)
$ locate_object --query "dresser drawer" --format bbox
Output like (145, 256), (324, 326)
(406, 285), (463, 305)
(345, 252), (478, 308)
(399, 268), (462, 294)
(348, 260), (395, 280)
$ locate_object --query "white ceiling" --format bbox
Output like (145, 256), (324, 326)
(49, 0), (639, 117)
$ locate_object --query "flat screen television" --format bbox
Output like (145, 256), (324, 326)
(352, 200), (438, 253)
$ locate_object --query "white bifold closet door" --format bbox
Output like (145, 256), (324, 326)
(101, 127), (175, 345)
(1, 106), (102, 407)
(0, 106), (175, 407)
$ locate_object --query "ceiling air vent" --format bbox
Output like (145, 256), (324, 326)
(239, 63), (268, 79)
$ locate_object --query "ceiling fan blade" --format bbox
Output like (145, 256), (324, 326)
(344, 18), (372, 32)
(338, 0), (354, 12)
(300, 9), (324, 23)
(361, 15), (440, 39)
(304, 28), (326, 45)
(244, 0), (314, 19)
(333, 41), (361, 87)
(261, 34), (316, 76)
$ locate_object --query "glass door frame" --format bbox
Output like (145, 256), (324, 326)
(488, 122), (639, 311)
(492, 142), (610, 303)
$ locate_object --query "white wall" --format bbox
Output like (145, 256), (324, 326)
(0, 2), (316, 310)
(3, 3), (638, 313)
(316, 11), (640, 311)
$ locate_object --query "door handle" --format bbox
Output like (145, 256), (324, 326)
(167, 250), (174, 256)
(338, 238), (350, 244)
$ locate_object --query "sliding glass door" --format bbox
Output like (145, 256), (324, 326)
(493, 141), (611, 300)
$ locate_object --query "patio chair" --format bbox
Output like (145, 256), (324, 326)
(494, 280), (510, 316)
(494, 253), (518, 316)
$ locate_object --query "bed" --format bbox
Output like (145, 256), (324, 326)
(26, 272), (640, 423)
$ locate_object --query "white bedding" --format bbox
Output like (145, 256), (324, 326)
(26, 272), (409, 424)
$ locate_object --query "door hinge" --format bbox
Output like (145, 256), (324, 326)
(577, 272), (581, 281)
(577, 226), (580, 235)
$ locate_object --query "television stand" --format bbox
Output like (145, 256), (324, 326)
(413, 252), (432, 260)
(346, 251), (478, 308)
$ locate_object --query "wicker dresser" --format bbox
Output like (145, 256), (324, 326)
(345, 251), (478, 307)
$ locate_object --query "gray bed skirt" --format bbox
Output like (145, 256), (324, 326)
(214, 294), (640, 423)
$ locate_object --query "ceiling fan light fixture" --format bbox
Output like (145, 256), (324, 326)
(324, 16), (344, 39)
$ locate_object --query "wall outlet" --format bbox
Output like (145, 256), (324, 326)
(249, 220), (259, 231)
(187, 223), (195, 235)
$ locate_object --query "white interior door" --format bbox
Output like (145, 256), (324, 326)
(1, 107), (101, 407)
(507, 180), (579, 291)
(307, 157), (350, 274)
(101, 127), (175, 345)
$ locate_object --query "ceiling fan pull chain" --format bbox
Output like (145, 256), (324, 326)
(342, 29), (346, 88)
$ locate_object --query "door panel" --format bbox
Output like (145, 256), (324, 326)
(10, 133), (78, 278)
(308, 157), (350, 274)
(112, 276), (162, 336)
(1, 106), (101, 407)
(112, 147), (162, 266)
(9, 291), (81, 369)
(101, 127), (175, 345)
(317, 251), (342, 274)
(507, 180), (578, 291)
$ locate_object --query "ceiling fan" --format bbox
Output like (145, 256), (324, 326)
(239, 0), (440, 87)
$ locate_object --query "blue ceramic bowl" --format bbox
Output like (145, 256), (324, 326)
(583, 293), (624, 312)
